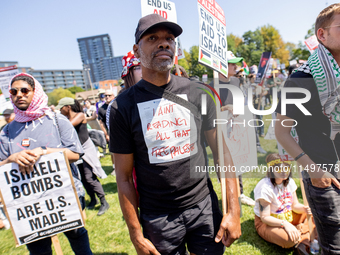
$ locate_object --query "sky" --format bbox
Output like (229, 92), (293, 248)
(0, 0), (336, 70)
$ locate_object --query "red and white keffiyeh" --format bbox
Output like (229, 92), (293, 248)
(9, 73), (51, 123)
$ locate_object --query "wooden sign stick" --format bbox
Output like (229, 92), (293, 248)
(297, 163), (315, 242)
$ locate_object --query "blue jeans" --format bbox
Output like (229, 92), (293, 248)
(26, 197), (92, 255)
(304, 178), (340, 254)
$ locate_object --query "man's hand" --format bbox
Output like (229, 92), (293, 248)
(132, 235), (160, 255)
(283, 221), (300, 244)
(215, 213), (241, 247)
(105, 134), (110, 142)
(310, 171), (340, 189)
(7, 150), (40, 174)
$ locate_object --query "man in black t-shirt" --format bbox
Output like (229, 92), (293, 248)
(109, 14), (241, 255)
(275, 4), (340, 253)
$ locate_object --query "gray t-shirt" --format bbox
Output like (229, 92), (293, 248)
(0, 114), (83, 159)
(0, 114), (85, 197)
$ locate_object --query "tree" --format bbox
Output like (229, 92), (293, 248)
(187, 45), (213, 78)
(48, 88), (75, 106)
(68, 86), (84, 94)
(288, 24), (315, 62)
(178, 49), (190, 73)
(237, 30), (264, 66)
(227, 33), (243, 54)
(260, 25), (289, 66)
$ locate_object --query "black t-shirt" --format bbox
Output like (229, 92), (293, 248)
(276, 71), (340, 167)
(98, 103), (109, 130)
(109, 74), (216, 214)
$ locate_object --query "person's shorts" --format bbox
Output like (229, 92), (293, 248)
(140, 194), (225, 255)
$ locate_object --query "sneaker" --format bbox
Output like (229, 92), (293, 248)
(97, 200), (110, 216)
(257, 146), (267, 154)
(240, 194), (256, 206)
(86, 197), (98, 210)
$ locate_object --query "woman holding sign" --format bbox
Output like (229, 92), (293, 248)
(57, 98), (110, 216)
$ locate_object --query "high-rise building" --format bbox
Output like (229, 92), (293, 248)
(29, 69), (87, 93)
(77, 34), (123, 82)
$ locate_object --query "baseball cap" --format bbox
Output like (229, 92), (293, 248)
(56, 97), (75, 110)
(135, 14), (183, 44)
(227, 51), (243, 64)
(3, 109), (14, 115)
(97, 89), (105, 95)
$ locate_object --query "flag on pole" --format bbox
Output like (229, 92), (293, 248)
(242, 61), (249, 75)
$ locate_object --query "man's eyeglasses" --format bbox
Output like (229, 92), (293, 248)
(9, 87), (33, 96)
(324, 24), (340, 29)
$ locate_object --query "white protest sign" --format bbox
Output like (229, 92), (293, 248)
(304, 35), (319, 54)
(0, 152), (84, 246)
(0, 66), (19, 101)
(137, 95), (198, 164)
(141, 0), (177, 21)
(141, 0), (183, 63)
(220, 108), (258, 176)
(177, 37), (184, 60)
(0, 94), (13, 114)
(197, 0), (228, 76)
(278, 127), (299, 161)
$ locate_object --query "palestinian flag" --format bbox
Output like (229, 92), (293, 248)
(200, 49), (211, 65)
(242, 61), (250, 75)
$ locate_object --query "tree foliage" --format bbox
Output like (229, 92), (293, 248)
(68, 86), (84, 94)
(260, 25), (289, 66)
(48, 88), (75, 106)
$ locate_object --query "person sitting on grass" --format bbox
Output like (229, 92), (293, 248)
(254, 153), (316, 251)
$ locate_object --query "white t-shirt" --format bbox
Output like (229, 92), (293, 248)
(254, 177), (297, 222)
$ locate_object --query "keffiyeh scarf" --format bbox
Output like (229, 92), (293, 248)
(9, 73), (52, 123)
(296, 44), (340, 140)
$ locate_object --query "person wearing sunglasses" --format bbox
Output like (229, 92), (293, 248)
(0, 73), (93, 254)
(254, 153), (315, 253)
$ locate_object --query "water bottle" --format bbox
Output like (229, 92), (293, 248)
(310, 239), (320, 254)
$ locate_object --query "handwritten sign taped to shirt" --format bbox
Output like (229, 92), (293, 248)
(0, 152), (84, 246)
(197, 0), (228, 76)
(137, 96), (198, 164)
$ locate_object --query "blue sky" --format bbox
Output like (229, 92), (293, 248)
(0, 0), (335, 70)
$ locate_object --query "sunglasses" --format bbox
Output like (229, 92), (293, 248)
(9, 87), (33, 96)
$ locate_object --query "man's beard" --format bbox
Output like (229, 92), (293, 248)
(139, 47), (174, 72)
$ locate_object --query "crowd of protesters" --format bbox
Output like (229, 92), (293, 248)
(1, 3), (340, 255)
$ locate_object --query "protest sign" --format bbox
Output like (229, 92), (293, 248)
(0, 151), (84, 246)
(304, 35), (319, 54)
(137, 95), (197, 164)
(220, 109), (258, 176)
(0, 94), (13, 114)
(177, 37), (184, 60)
(255, 52), (272, 84)
(197, 0), (228, 76)
(141, 0), (177, 21)
(0, 66), (19, 101)
(141, 0), (183, 62)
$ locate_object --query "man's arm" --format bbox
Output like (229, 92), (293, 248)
(114, 153), (160, 255)
(204, 128), (241, 247)
(275, 113), (340, 188)
(99, 120), (109, 142)
(5, 147), (79, 174)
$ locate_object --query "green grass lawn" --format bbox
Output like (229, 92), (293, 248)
(0, 114), (303, 254)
